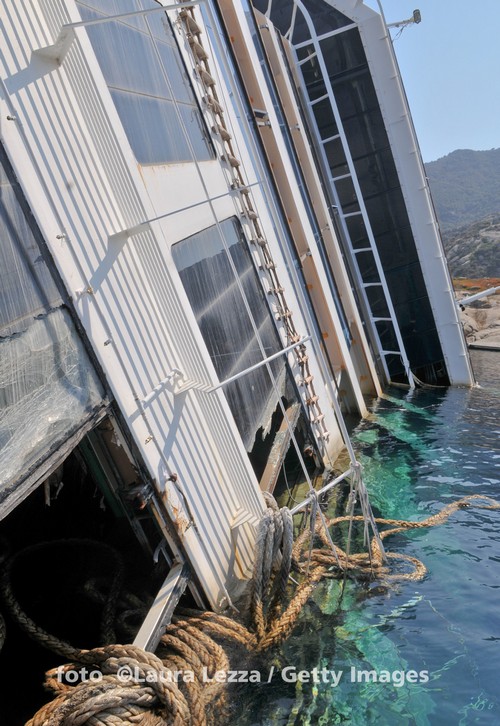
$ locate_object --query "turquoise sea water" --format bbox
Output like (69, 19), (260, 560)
(239, 349), (500, 725)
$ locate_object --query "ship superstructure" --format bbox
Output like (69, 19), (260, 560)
(0, 2), (472, 718)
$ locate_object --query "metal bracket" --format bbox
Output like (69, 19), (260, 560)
(133, 562), (190, 653)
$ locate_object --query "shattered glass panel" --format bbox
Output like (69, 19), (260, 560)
(0, 146), (105, 502)
(0, 309), (105, 500)
(0, 167), (61, 337)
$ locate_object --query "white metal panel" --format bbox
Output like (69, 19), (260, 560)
(328, 1), (474, 385)
(0, 0), (266, 609)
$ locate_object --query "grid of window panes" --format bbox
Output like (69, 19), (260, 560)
(77, 0), (214, 164)
(291, 26), (446, 378)
(317, 27), (445, 376)
(243, 6), (352, 348)
(253, 0), (351, 43)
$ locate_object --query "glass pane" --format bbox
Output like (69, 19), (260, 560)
(402, 329), (443, 368)
(143, 3), (177, 42)
(321, 29), (365, 76)
(332, 71), (379, 118)
(111, 90), (210, 164)
(79, 0), (145, 31)
(386, 263), (428, 305)
(394, 295), (437, 337)
(376, 228), (419, 271)
(345, 213), (369, 248)
(296, 44), (315, 63)
(0, 147), (105, 496)
(0, 181), (61, 335)
(364, 189), (411, 238)
(335, 175), (357, 207)
(83, 14), (171, 97)
(354, 149), (399, 196)
(375, 319), (398, 351)
(77, 0), (214, 164)
(156, 42), (193, 103)
(0, 308), (105, 493)
(311, 97), (338, 140)
(267, 0), (294, 37)
(344, 113), (390, 159)
(323, 136), (348, 177)
(356, 251), (379, 284)
(172, 219), (294, 452)
(365, 285), (390, 318)
(292, 0), (351, 43)
(301, 55), (327, 101)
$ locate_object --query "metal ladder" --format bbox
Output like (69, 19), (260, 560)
(175, 4), (332, 446)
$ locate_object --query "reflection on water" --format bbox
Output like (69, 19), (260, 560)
(237, 350), (500, 725)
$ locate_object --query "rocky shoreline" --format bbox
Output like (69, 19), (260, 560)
(456, 280), (500, 350)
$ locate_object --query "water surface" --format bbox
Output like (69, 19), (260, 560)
(239, 350), (500, 725)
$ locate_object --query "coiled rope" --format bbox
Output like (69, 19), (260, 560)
(1, 494), (499, 724)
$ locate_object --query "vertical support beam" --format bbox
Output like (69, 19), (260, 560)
(133, 563), (190, 652)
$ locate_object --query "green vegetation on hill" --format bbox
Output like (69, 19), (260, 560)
(425, 148), (500, 231)
(424, 149), (500, 277)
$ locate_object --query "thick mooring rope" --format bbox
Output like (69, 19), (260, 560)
(2, 494), (499, 724)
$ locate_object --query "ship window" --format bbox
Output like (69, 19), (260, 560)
(345, 214), (369, 249)
(76, 1), (213, 164)
(323, 136), (349, 177)
(343, 113), (390, 159)
(375, 228), (419, 271)
(354, 149), (400, 196)
(0, 145), (105, 504)
(355, 251), (380, 285)
(335, 175), (358, 209)
(291, 0), (351, 44)
(364, 189), (411, 238)
(311, 97), (338, 140)
(300, 54), (328, 101)
(321, 28), (366, 77)
(172, 218), (299, 454)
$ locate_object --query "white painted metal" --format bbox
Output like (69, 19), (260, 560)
(289, 469), (351, 515)
(327, 0), (474, 385)
(133, 563), (190, 652)
(458, 287), (500, 307)
(290, 0), (415, 388)
(0, 0), (267, 609)
(208, 337), (312, 391)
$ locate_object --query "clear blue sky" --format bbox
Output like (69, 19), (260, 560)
(365, 0), (500, 162)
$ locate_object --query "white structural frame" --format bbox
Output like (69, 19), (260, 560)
(290, 1), (415, 387)
(0, 0), (379, 608)
(260, 0), (473, 387)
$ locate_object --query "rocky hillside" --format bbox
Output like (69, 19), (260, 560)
(425, 149), (500, 277)
(426, 148), (500, 231)
(441, 214), (500, 278)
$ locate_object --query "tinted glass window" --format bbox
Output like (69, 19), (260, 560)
(311, 97), (338, 140)
(323, 136), (348, 177)
(295, 0), (351, 42)
(173, 219), (297, 452)
(321, 29), (365, 76)
(77, 1), (213, 164)
(301, 54), (328, 101)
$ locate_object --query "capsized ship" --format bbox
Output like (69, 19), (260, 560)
(0, 0), (472, 715)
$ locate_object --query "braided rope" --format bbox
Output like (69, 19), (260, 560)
(9, 491), (499, 724)
(251, 493), (500, 651)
